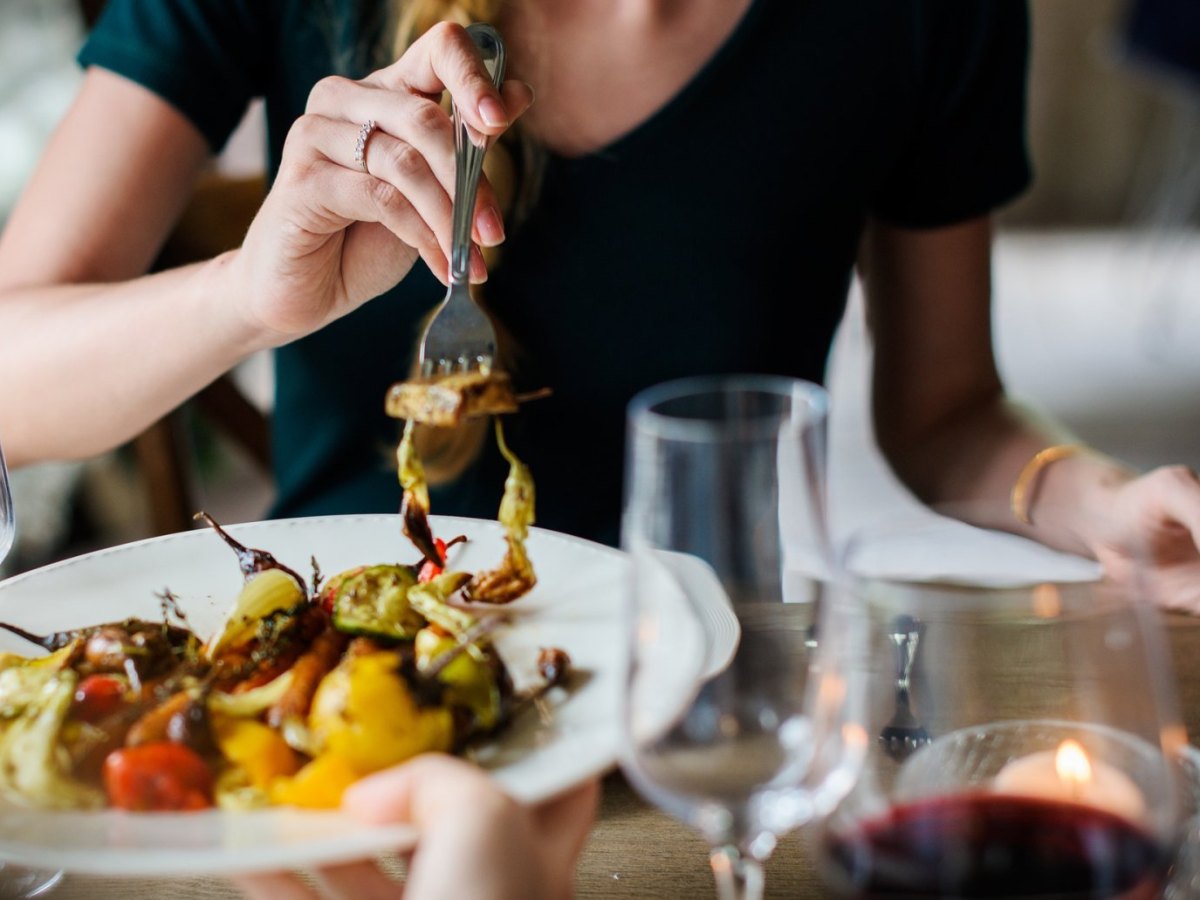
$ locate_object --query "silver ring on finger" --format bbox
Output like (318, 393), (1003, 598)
(353, 119), (377, 173)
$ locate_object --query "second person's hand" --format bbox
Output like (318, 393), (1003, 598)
(234, 754), (600, 900)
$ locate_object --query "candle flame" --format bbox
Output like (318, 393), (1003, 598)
(1031, 584), (1062, 618)
(816, 672), (846, 713)
(842, 722), (868, 749)
(1054, 740), (1093, 785)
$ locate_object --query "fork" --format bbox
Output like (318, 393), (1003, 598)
(878, 614), (932, 760)
(417, 23), (506, 378)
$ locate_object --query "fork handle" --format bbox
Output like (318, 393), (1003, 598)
(450, 24), (507, 286)
(888, 614), (922, 693)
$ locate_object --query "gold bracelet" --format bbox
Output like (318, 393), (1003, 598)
(1010, 443), (1086, 526)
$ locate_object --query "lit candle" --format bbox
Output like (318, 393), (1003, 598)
(992, 739), (1147, 822)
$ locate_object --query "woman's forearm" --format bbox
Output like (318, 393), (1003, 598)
(862, 216), (1141, 561)
(0, 249), (266, 467)
(880, 391), (1137, 558)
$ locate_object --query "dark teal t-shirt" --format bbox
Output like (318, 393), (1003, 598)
(79, 0), (1031, 546)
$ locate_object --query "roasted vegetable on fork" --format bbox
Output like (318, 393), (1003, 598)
(395, 415), (537, 605)
(465, 420), (537, 604)
(397, 420), (443, 567)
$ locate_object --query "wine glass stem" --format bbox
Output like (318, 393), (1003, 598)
(710, 846), (764, 900)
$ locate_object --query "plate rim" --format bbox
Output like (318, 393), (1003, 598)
(0, 513), (628, 595)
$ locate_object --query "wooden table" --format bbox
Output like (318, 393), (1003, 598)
(45, 612), (1200, 899)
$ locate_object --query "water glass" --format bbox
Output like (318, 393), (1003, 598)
(620, 375), (868, 900)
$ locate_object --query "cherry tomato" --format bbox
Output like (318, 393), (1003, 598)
(418, 538), (448, 583)
(102, 742), (214, 811)
(72, 675), (126, 723)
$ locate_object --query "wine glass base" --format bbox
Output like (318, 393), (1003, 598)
(0, 864), (64, 899)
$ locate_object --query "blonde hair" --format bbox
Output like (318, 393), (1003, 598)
(389, 0), (540, 485)
(392, 0), (501, 51)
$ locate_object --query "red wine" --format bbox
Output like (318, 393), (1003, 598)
(822, 792), (1169, 898)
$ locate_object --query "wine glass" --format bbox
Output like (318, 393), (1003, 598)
(0, 439), (64, 900)
(814, 505), (1189, 899)
(620, 374), (869, 900)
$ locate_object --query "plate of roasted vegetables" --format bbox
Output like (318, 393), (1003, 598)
(0, 511), (628, 875)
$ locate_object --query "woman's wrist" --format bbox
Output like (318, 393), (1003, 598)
(197, 248), (285, 357)
(1014, 445), (1138, 557)
(1010, 444), (1087, 526)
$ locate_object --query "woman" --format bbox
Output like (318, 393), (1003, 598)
(0, 4), (1198, 579)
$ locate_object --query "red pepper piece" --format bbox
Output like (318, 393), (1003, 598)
(418, 538), (448, 583)
(102, 742), (215, 811)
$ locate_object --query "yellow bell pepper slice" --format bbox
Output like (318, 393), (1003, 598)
(270, 753), (361, 810)
(213, 716), (302, 790)
(308, 649), (453, 774)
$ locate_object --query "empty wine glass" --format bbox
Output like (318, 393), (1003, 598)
(620, 375), (869, 900)
(814, 505), (1188, 899)
(0, 439), (64, 900)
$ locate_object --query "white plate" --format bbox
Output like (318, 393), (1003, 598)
(0, 514), (633, 876)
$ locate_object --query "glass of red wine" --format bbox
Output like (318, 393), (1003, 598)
(814, 506), (1189, 900)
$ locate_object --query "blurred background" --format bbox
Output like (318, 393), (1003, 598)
(0, 0), (1197, 572)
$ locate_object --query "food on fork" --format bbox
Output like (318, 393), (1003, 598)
(0, 509), (569, 813)
(464, 422), (537, 604)
(387, 363), (541, 605)
(384, 370), (518, 428)
(394, 416), (538, 606)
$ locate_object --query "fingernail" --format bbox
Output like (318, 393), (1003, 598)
(470, 245), (489, 283)
(478, 96), (508, 128)
(476, 207), (505, 246)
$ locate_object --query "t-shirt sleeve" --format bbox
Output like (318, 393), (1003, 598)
(872, 0), (1032, 229)
(77, 0), (273, 154)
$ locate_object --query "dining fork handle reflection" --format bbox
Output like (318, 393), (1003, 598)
(888, 614), (922, 693)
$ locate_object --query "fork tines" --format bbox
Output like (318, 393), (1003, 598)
(421, 351), (494, 379)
